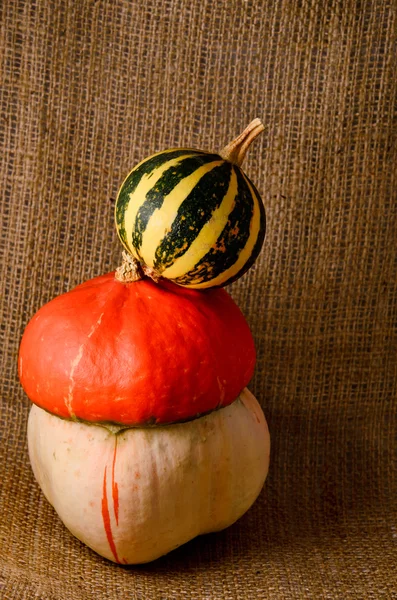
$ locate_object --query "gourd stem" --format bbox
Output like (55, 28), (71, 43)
(115, 251), (144, 283)
(219, 118), (264, 166)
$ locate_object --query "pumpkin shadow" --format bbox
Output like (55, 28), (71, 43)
(126, 522), (259, 575)
(119, 482), (280, 574)
(122, 403), (392, 576)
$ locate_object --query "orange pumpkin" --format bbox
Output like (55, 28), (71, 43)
(18, 272), (255, 426)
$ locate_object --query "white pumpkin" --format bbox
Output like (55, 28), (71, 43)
(28, 388), (270, 564)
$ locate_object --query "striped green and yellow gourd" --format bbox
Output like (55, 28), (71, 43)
(115, 119), (266, 289)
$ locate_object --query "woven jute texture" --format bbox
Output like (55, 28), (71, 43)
(1, 0), (396, 598)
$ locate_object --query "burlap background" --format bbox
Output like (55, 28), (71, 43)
(1, 0), (396, 598)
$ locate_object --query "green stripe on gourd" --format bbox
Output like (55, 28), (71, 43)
(171, 168), (258, 287)
(115, 119), (266, 289)
(153, 162), (233, 271)
(132, 153), (221, 256)
(115, 149), (204, 249)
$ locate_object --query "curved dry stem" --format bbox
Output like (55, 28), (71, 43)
(219, 118), (265, 166)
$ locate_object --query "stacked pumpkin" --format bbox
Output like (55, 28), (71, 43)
(19, 120), (270, 564)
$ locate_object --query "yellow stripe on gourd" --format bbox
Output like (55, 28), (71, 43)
(180, 173), (262, 289)
(139, 161), (223, 268)
(123, 153), (197, 255)
(161, 168), (238, 279)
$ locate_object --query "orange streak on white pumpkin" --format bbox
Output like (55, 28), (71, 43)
(101, 466), (121, 564)
(111, 437), (119, 526)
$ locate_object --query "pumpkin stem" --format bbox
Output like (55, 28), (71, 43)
(116, 252), (162, 284)
(115, 251), (144, 283)
(219, 118), (264, 166)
